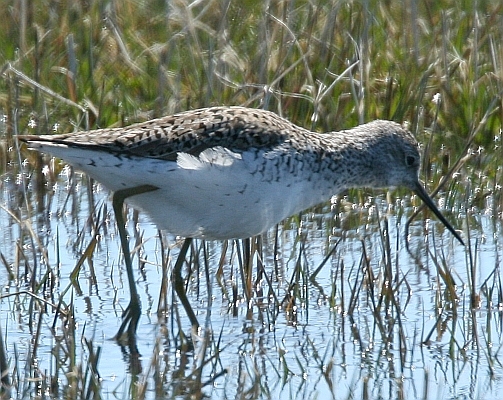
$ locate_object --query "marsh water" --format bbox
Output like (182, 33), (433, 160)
(1, 0), (503, 398)
(1, 151), (502, 399)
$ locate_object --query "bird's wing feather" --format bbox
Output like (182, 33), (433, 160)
(18, 107), (309, 160)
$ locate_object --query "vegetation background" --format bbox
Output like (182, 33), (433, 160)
(1, 0), (503, 399)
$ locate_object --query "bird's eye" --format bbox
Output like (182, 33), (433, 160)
(405, 155), (417, 167)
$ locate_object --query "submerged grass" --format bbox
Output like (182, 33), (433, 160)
(1, 0), (503, 399)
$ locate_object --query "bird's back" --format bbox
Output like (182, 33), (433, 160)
(21, 106), (311, 161)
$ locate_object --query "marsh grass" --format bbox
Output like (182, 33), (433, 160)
(1, 0), (503, 399)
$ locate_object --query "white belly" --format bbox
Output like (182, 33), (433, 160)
(36, 144), (324, 239)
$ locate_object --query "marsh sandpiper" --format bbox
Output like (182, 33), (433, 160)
(20, 106), (464, 335)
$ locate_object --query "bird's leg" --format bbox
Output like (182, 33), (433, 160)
(112, 184), (158, 341)
(173, 237), (200, 328)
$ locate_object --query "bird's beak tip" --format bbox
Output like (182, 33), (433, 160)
(412, 182), (464, 246)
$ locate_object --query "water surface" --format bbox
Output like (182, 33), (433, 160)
(1, 157), (501, 399)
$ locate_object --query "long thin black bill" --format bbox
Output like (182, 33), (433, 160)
(413, 181), (464, 246)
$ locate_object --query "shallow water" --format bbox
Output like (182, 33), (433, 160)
(1, 160), (502, 399)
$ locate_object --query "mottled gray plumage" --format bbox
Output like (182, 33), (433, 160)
(19, 106), (462, 243)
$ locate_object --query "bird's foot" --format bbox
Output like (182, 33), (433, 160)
(114, 300), (141, 345)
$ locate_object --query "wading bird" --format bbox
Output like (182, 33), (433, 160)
(19, 106), (464, 337)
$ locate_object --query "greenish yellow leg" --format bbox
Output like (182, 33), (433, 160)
(113, 184), (158, 340)
(174, 238), (199, 328)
